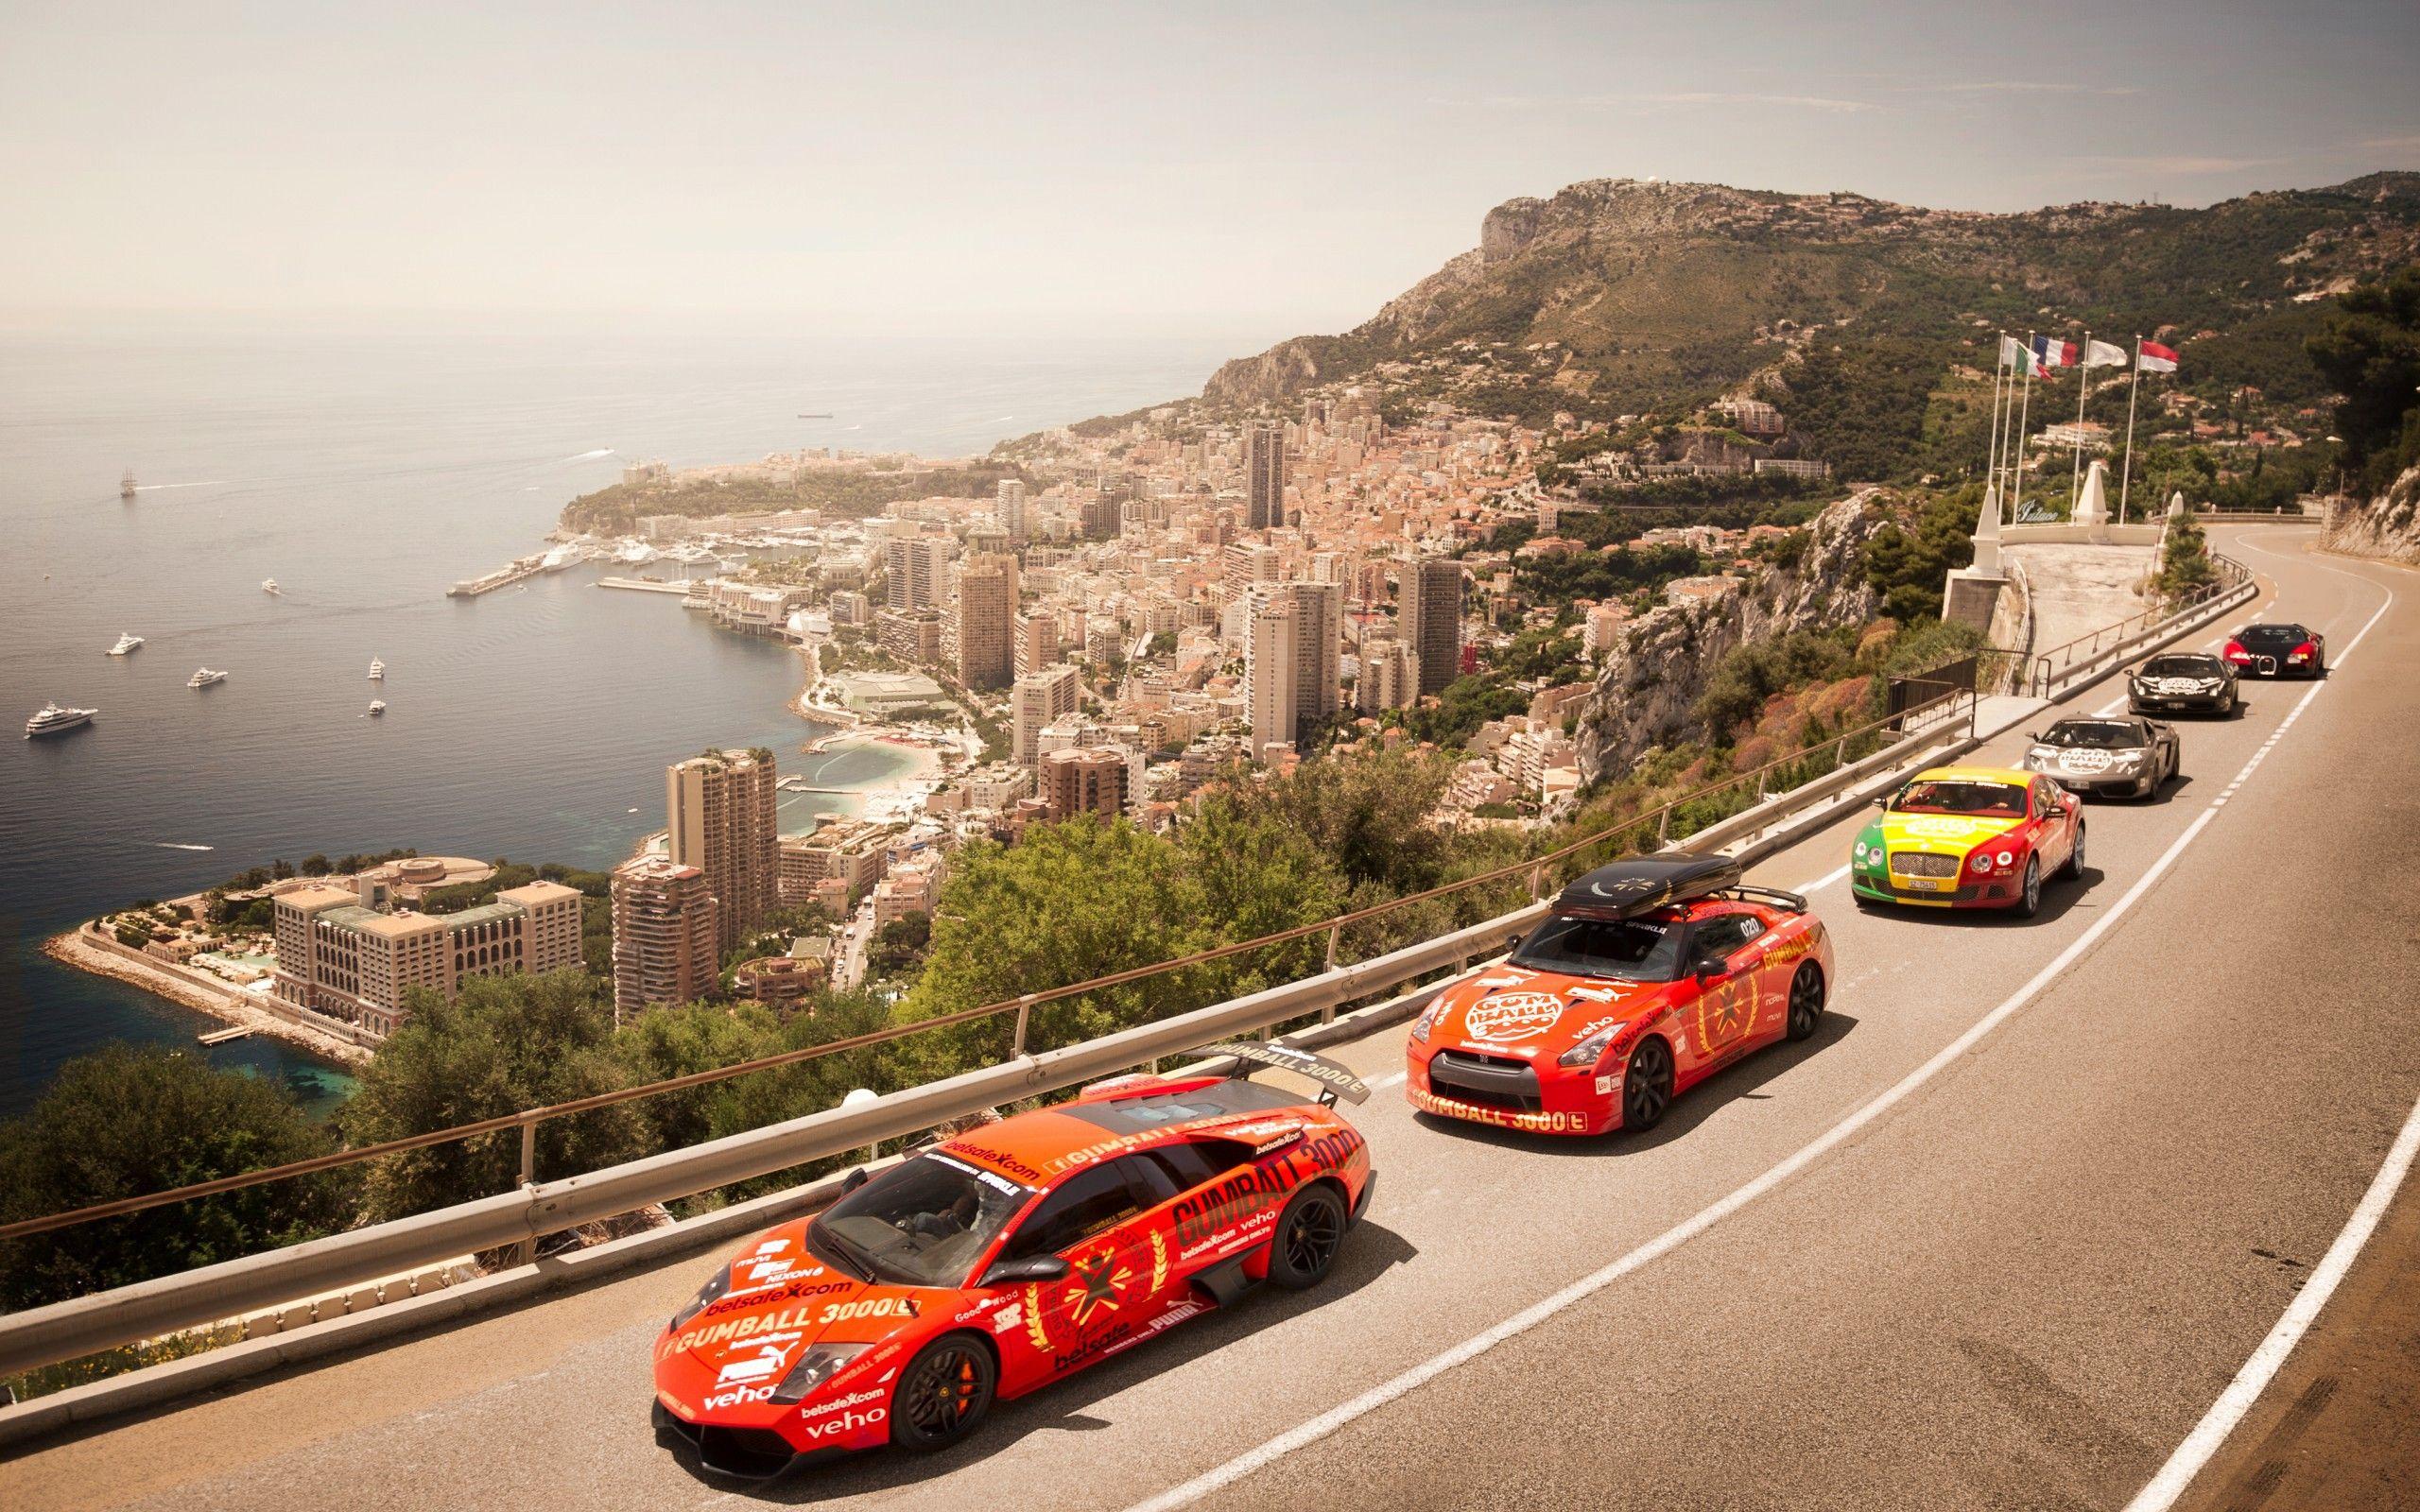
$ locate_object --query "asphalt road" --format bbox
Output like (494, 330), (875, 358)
(4, 525), (2412, 1512)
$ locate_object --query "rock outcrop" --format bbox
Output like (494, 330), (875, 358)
(2323, 463), (2420, 566)
(1575, 491), (1885, 782)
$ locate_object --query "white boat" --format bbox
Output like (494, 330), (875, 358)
(188, 667), (228, 688)
(107, 632), (144, 657)
(613, 539), (659, 565)
(262, 578), (282, 595)
(540, 544), (578, 573)
(121, 469), (137, 500)
(26, 702), (97, 737)
(368, 658), (386, 680)
(368, 699), (387, 715)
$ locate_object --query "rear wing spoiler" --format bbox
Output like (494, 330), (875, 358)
(1202, 1040), (1370, 1106)
(1721, 883), (1807, 914)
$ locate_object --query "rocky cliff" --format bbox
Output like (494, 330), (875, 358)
(1575, 490), (1885, 782)
(2322, 463), (2420, 566)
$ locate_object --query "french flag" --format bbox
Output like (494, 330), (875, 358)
(2032, 335), (2077, 371)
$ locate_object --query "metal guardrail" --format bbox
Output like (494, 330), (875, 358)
(2025, 552), (2257, 697)
(0, 691), (1986, 1382)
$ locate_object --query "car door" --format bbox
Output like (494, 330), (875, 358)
(1679, 913), (1761, 1088)
(2031, 778), (2077, 868)
(987, 1155), (1167, 1389)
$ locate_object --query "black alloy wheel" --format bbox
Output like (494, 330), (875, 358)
(1785, 962), (1825, 1041)
(890, 1336), (995, 1452)
(1266, 1184), (1348, 1290)
(1622, 1036), (1674, 1131)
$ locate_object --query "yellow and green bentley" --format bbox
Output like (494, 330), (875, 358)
(1849, 765), (2085, 919)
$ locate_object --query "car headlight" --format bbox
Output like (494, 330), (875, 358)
(670, 1263), (734, 1332)
(1969, 853), (1991, 873)
(1410, 998), (1447, 1042)
(1559, 1025), (1622, 1068)
(2112, 750), (2142, 767)
(2024, 749), (2049, 767)
(1996, 850), (2014, 868)
(771, 1343), (872, 1404)
(1853, 840), (1868, 860)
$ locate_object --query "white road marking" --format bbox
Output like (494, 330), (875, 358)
(1129, 576), (2398, 1512)
(1368, 1071), (1407, 1091)
(1793, 864), (1849, 892)
(2120, 553), (2402, 1510)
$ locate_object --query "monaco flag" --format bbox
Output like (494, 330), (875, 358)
(2083, 338), (2129, 369)
(2136, 340), (2180, 373)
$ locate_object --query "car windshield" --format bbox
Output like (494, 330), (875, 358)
(1891, 780), (2028, 817)
(808, 1152), (1031, 1288)
(2141, 656), (2217, 678)
(1510, 912), (1685, 983)
(2238, 625), (2305, 645)
(2038, 721), (2138, 749)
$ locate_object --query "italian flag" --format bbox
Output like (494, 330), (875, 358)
(2137, 340), (2180, 373)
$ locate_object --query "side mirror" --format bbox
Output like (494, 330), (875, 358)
(2024, 731), (2039, 743)
(977, 1254), (1068, 1289)
(840, 1168), (870, 1195)
(1872, 795), (1889, 810)
(1693, 955), (1727, 983)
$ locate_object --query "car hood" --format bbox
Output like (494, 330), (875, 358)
(1877, 812), (2025, 852)
(1427, 968), (1672, 1057)
(656, 1221), (935, 1384)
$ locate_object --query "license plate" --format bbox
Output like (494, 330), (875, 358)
(1904, 877), (1949, 892)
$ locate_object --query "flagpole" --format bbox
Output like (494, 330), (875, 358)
(2118, 335), (2144, 524)
(2070, 330), (2091, 507)
(2011, 332), (2036, 524)
(1984, 335), (2009, 489)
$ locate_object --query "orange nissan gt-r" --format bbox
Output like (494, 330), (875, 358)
(1406, 853), (1834, 1137)
(651, 1042), (1373, 1479)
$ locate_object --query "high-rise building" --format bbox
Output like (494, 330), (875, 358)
(1222, 541), (1282, 601)
(1040, 747), (1131, 820)
(1245, 593), (1301, 748)
(1012, 663), (1082, 765)
(666, 748), (779, 953)
(883, 531), (955, 611)
(271, 877), (583, 1039)
(1244, 424), (1285, 530)
(1402, 556), (1465, 697)
(1357, 636), (1417, 713)
(1013, 610), (1059, 678)
(997, 478), (1028, 541)
(952, 553), (1018, 691)
(1078, 491), (1119, 539)
(610, 856), (718, 1020)
(1287, 580), (1342, 741)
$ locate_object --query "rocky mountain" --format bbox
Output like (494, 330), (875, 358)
(1575, 490), (1885, 782)
(1202, 173), (2420, 418)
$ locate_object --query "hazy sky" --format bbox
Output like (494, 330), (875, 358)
(5, 1), (2414, 346)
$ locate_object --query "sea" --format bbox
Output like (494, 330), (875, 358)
(0, 317), (1234, 1120)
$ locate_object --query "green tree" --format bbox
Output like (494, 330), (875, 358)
(337, 971), (648, 1221)
(2307, 266), (2420, 494)
(2152, 509), (2218, 603)
(1862, 486), (1978, 622)
(0, 1047), (349, 1311)
(867, 915), (932, 977)
(1199, 747), (1451, 898)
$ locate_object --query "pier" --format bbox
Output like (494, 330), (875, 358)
(594, 576), (696, 595)
(198, 1025), (253, 1045)
(446, 554), (549, 598)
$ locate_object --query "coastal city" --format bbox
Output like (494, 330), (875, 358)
(7, 6), (2420, 1511)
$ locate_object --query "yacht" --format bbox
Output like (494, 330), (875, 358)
(262, 577), (282, 595)
(368, 657), (386, 680)
(26, 702), (97, 737)
(107, 632), (145, 657)
(540, 543), (578, 573)
(121, 469), (137, 500)
(187, 667), (228, 689)
(368, 698), (388, 715)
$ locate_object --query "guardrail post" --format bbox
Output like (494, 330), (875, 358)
(1655, 808), (1669, 845)
(1011, 994), (1036, 1058)
(515, 1119), (538, 1267)
(1320, 923), (1342, 1023)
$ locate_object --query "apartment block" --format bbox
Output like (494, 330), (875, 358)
(1402, 556), (1465, 697)
(271, 878), (583, 1038)
(953, 552), (1018, 691)
(610, 856), (718, 1019)
(1012, 662), (1082, 765)
(1040, 746), (1132, 820)
(778, 818), (890, 906)
(666, 748), (779, 954)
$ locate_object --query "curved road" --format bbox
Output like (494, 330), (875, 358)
(4, 526), (2412, 1512)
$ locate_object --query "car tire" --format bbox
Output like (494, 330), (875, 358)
(1265, 1183), (1348, 1291)
(1621, 1035), (1675, 1132)
(1853, 890), (1881, 913)
(1785, 962), (1825, 1041)
(2060, 824), (2085, 881)
(890, 1333), (996, 1452)
(2014, 856), (2044, 919)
